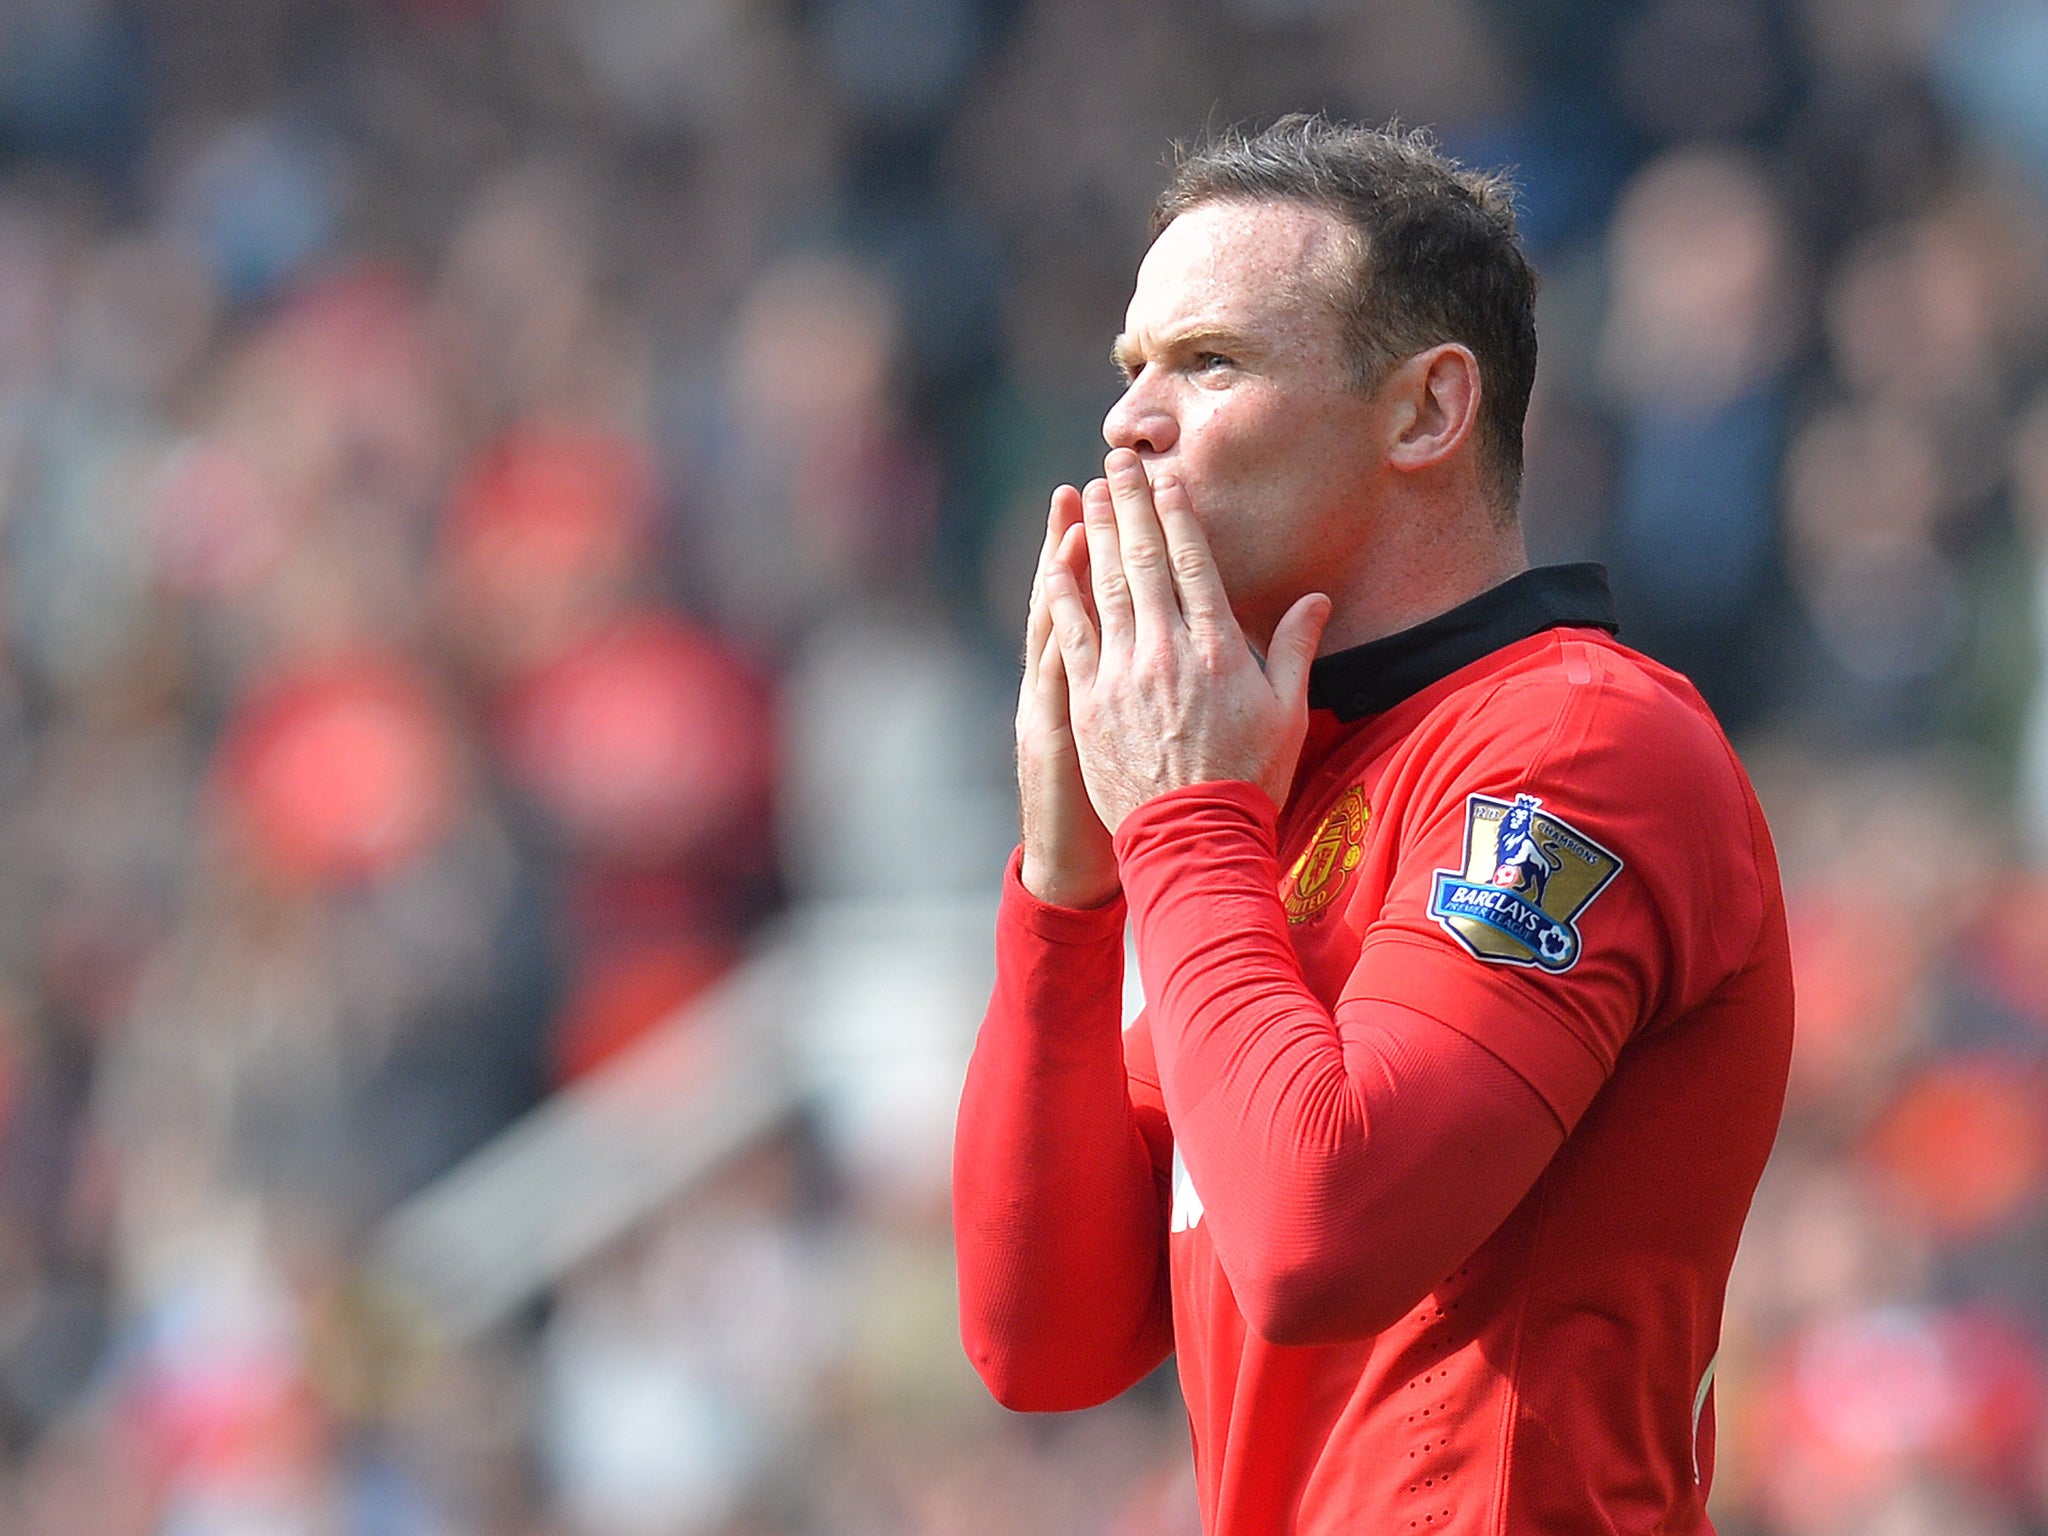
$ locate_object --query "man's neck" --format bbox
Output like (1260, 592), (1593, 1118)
(1315, 502), (1531, 655)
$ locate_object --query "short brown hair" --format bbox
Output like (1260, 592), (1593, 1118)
(1152, 115), (1538, 511)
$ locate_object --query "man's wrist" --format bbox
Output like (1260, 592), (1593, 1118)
(1002, 847), (1127, 949)
(1019, 851), (1122, 912)
(1113, 781), (1280, 895)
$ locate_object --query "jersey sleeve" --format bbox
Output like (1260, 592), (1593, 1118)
(1347, 657), (1769, 1132)
(951, 850), (1175, 1410)
(1109, 644), (1771, 1346)
(1114, 783), (1570, 1345)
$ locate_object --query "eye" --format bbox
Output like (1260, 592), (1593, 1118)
(1192, 351), (1234, 373)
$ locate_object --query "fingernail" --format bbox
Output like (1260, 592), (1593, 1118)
(1153, 473), (1179, 492)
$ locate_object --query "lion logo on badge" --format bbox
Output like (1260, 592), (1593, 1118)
(1430, 793), (1621, 972)
(1282, 784), (1370, 924)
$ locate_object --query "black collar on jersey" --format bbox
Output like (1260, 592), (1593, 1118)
(1305, 562), (1618, 722)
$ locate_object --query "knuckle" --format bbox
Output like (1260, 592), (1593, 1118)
(1172, 547), (1210, 583)
(1133, 639), (1176, 678)
(1124, 541), (1168, 574)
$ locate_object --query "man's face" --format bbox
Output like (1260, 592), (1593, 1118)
(1106, 198), (1389, 645)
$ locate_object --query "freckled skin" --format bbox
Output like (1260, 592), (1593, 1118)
(1104, 201), (1393, 651)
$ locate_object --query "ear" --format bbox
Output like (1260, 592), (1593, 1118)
(1384, 343), (1482, 476)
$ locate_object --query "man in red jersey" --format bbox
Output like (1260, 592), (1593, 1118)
(951, 115), (1794, 1535)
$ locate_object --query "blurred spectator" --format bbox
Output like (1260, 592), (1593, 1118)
(1598, 145), (1803, 731)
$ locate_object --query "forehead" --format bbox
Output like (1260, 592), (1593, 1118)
(1125, 199), (1353, 343)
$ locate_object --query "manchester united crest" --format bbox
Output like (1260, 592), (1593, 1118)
(1430, 793), (1622, 972)
(1282, 785), (1371, 924)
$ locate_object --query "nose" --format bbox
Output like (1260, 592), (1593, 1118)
(1103, 374), (1179, 455)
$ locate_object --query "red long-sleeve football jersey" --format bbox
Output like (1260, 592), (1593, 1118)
(954, 564), (1795, 1535)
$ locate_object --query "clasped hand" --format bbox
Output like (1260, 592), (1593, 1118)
(1015, 448), (1330, 908)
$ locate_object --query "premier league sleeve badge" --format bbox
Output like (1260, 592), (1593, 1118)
(1429, 793), (1623, 972)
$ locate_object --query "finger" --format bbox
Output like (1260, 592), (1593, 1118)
(1025, 487), (1085, 682)
(1151, 472), (1233, 636)
(1019, 621), (1068, 744)
(1103, 448), (1178, 633)
(1030, 489), (1085, 625)
(1036, 624), (1069, 720)
(1044, 537), (1103, 686)
(1056, 519), (1093, 622)
(1264, 591), (1333, 707)
(1079, 477), (1133, 645)
(1048, 483), (1086, 567)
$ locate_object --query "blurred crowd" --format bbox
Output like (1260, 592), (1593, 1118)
(2, 0), (2048, 1533)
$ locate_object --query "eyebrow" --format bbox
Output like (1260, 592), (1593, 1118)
(1110, 325), (1249, 377)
